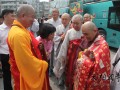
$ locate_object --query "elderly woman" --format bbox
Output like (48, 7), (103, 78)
(36, 23), (56, 60)
(36, 23), (56, 77)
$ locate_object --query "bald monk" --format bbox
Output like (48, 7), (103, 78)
(83, 13), (91, 23)
(7, 4), (49, 90)
(74, 21), (110, 90)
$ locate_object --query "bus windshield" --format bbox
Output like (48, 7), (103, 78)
(108, 6), (120, 31)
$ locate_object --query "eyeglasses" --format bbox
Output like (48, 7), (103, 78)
(72, 22), (80, 25)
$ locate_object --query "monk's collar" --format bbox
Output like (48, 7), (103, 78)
(64, 24), (69, 28)
(12, 20), (30, 35)
(53, 18), (59, 22)
(12, 20), (24, 29)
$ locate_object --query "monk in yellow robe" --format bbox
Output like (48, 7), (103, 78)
(7, 5), (49, 90)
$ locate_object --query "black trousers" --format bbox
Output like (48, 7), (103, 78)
(0, 54), (12, 90)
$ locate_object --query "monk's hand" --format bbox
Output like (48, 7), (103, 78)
(61, 34), (65, 41)
(61, 59), (65, 66)
(84, 49), (90, 56)
(46, 52), (49, 58)
(84, 49), (95, 59)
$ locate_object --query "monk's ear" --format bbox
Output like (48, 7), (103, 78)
(94, 29), (98, 32)
(20, 12), (25, 18)
(22, 13), (25, 17)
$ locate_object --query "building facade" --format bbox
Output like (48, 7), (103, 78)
(50, 0), (70, 15)
(0, 0), (50, 18)
(39, 2), (50, 18)
(0, 0), (27, 13)
(27, 0), (50, 18)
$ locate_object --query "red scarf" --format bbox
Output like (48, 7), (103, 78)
(66, 36), (88, 90)
(30, 33), (50, 90)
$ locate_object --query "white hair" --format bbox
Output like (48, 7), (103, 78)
(71, 14), (83, 22)
(61, 13), (70, 18)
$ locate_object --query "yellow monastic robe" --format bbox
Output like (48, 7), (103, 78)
(8, 20), (48, 90)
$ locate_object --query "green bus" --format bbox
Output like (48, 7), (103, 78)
(69, 0), (120, 48)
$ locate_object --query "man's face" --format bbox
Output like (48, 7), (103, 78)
(24, 11), (35, 28)
(61, 15), (70, 27)
(72, 18), (82, 31)
(82, 26), (96, 42)
(84, 14), (91, 23)
(4, 13), (15, 24)
(52, 10), (59, 19)
(0, 18), (3, 25)
(48, 14), (52, 19)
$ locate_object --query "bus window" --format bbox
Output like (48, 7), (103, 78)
(108, 7), (120, 31)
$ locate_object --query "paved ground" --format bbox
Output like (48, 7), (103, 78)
(0, 77), (64, 90)
(0, 78), (3, 90)
(0, 47), (118, 90)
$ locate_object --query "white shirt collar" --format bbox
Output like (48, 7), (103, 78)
(0, 22), (9, 30)
(52, 18), (60, 22)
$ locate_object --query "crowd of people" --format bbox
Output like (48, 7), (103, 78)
(0, 4), (120, 90)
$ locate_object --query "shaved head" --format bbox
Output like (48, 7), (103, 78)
(83, 13), (91, 23)
(84, 13), (91, 18)
(16, 4), (35, 28)
(82, 21), (97, 31)
(82, 21), (98, 42)
(71, 14), (83, 31)
(61, 13), (70, 27)
(16, 4), (35, 17)
(52, 8), (59, 13)
(52, 8), (59, 20)
(72, 14), (83, 22)
(61, 13), (70, 19)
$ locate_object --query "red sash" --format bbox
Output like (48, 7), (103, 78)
(66, 36), (88, 90)
(30, 33), (50, 90)
(7, 40), (20, 90)
(7, 32), (50, 90)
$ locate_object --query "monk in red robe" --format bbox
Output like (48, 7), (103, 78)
(65, 36), (88, 90)
(74, 21), (110, 90)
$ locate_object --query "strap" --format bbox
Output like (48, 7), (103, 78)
(113, 57), (120, 67)
(38, 43), (48, 61)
